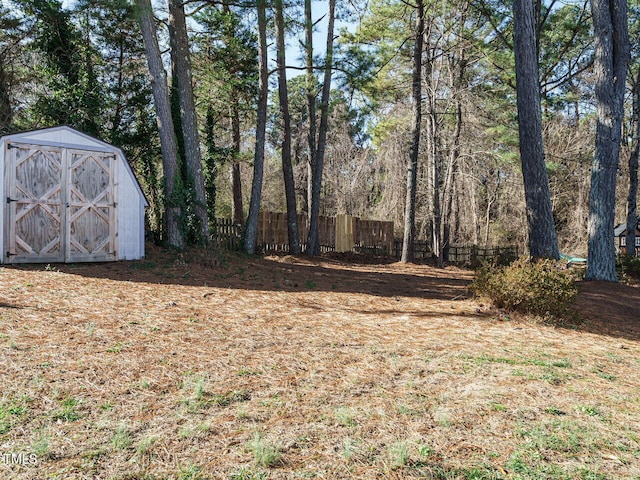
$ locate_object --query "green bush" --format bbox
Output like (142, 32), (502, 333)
(471, 257), (578, 319)
(616, 255), (640, 283)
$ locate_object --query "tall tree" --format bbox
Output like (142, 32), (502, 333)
(244, 0), (268, 254)
(627, 69), (639, 257)
(625, 6), (640, 258)
(586, 0), (629, 280)
(306, 0), (336, 256)
(221, 1), (246, 227)
(0, 5), (21, 132)
(168, 0), (209, 242)
(17, 0), (102, 135)
(135, 0), (183, 248)
(513, 0), (559, 259)
(400, 0), (424, 263)
(274, 0), (300, 253)
(304, 0), (316, 215)
(76, 0), (164, 236)
(191, 4), (257, 223)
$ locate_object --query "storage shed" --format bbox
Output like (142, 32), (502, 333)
(1, 126), (147, 263)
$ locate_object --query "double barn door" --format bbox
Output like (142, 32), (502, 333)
(5, 143), (116, 263)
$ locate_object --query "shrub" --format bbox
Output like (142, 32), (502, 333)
(470, 257), (578, 319)
(616, 255), (640, 283)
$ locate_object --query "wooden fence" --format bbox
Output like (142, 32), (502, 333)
(391, 241), (519, 266)
(392, 239), (432, 260)
(212, 213), (518, 266)
(211, 212), (394, 254)
(211, 218), (243, 251)
(447, 245), (519, 267)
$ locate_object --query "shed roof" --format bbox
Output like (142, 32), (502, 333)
(614, 217), (640, 236)
(1, 126), (148, 206)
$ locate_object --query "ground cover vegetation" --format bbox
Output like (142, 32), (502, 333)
(1, 247), (640, 478)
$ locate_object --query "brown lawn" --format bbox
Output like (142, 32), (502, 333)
(1, 245), (639, 479)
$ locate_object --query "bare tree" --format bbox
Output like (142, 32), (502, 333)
(135, 0), (183, 248)
(586, 0), (630, 280)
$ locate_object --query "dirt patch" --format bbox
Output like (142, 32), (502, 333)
(0, 246), (639, 479)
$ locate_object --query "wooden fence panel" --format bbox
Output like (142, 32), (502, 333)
(212, 218), (243, 251)
(393, 239), (431, 259)
(335, 214), (353, 252)
(446, 245), (519, 267)
(354, 218), (394, 254)
(318, 215), (335, 248)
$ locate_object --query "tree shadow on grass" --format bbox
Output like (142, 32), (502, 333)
(6, 246), (639, 342)
(2, 246), (473, 303)
(573, 280), (640, 341)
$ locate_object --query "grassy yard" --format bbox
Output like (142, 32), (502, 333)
(1, 246), (639, 479)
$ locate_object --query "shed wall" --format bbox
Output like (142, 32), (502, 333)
(0, 146), (5, 258)
(116, 164), (145, 260)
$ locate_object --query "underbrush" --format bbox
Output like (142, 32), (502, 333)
(616, 255), (640, 284)
(471, 257), (579, 322)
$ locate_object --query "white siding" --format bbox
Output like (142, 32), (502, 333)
(0, 145), (5, 263)
(116, 160), (145, 260)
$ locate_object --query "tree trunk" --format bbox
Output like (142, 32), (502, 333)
(274, 0), (300, 254)
(305, 0), (316, 219)
(401, 0), (424, 263)
(244, 0), (268, 255)
(586, 0), (630, 281)
(0, 63), (13, 132)
(109, 36), (125, 140)
(306, 0), (336, 256)
(135, 0), (183, 248)
(429, 103), (442, 266)
(513, 0), (559, 259)
(441, 97), (463, 267)
(168, 0), (209, 242)
(230, 106), (244, 225)
(204, 105), (218, 227)
(626, 70), (640, 258)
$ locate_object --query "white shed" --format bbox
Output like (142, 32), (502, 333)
(1, 126), (147, 263)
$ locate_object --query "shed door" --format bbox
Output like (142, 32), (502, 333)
(66, 150), (116, 262)
(6, 143), (65, 263)
(5, 144), (117, 263)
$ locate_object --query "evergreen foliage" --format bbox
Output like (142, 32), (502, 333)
(16, 0), (103, 135)
(471, 258), (578, 319)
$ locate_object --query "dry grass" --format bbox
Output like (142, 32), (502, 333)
(1, 245), (639, 479)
